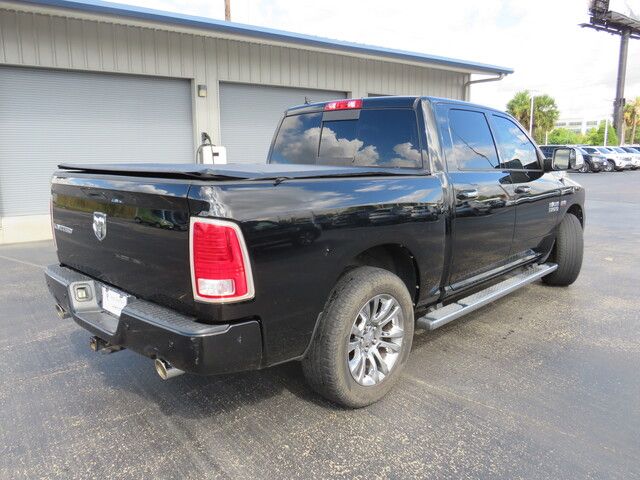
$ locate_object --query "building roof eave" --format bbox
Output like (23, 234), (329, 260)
(14, 0), (514, 75)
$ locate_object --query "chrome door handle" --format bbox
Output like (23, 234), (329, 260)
(456, 189), (479, 200)
(515, 185), (531, 194)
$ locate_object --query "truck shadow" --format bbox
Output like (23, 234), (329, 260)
(68, 330), (336, 417)
(66, 292), (528, 418)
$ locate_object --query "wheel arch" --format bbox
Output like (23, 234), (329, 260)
(343, 243), (421, 306)
(566, 203), (584, 228)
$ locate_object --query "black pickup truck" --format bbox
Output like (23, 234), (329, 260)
(46, 96), (585, 407)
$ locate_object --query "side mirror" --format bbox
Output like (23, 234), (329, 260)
(547, 147), (583, 171)
(570, 148), (585, 170)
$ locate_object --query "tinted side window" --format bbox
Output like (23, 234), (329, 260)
(491, 115), (540, 170)
(270, 112), (322, 164)
(319, 109), (422, 168)
(447, 109), (499, 170)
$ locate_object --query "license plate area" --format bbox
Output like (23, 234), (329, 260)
(101, 286), (130, 318)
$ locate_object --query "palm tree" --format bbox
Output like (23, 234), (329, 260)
(506, 91), (531, 128)
(506, 90), (560, 144)
(623, 97), (640, 144)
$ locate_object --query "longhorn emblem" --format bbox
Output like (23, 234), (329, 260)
(93, 212), (107, 241)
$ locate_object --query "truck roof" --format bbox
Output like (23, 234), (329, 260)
(285, 95), (507, 115)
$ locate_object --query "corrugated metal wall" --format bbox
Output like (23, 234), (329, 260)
(0, 7), (469, 147)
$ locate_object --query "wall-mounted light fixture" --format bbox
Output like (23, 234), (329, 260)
(197, 84), (207, 98)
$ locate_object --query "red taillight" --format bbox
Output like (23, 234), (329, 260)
(190, 218), (254, 303)
(324, 99), (362, 111)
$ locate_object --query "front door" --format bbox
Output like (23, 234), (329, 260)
(438, 106), (516, 289)
(488, 114), (562, 256)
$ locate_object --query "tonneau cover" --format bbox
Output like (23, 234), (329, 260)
(57, 163), (423, 180)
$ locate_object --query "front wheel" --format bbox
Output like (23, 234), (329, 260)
(604, 160), (615, 172)
(302, 266), (414, 408)
(543, 213), (583, 286)
(579, 162), (590, 173)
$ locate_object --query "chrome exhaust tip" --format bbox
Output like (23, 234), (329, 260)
(154, 358), (184, 380)
(55, 303), (69, 319)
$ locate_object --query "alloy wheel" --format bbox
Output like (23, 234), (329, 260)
(347, 294), (405, 386)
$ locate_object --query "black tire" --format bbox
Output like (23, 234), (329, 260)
(579, 161), (590, 173)
(542, 214), (583, 286)
(302, 266), (414, 408)
(605, 160), (615, 172)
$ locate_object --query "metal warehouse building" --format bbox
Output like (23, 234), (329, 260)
(0, 0), (512, 244)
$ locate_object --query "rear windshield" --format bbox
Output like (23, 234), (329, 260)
(269, 108), (423, 168)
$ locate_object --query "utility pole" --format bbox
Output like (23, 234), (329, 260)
(529, 93), (535, 136)
(225, 0), (231, 21)
(613, 29), (630, 144)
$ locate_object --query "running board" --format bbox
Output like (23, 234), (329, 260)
(417, 263), (558, 331)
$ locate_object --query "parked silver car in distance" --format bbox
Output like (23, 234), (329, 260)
(620, 146), (640, 169)
(590, 146), (633, 171)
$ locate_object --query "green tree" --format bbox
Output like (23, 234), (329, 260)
(547, 128), (584, 145)
(623, 97), (640, 143)
(584, 121), (619, 146)
(506, 90), (560, 144)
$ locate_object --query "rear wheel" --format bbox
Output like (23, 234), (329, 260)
(579, 161), (590, 173)
(302, 266), (414, 408)
(543, 213), (583, 286)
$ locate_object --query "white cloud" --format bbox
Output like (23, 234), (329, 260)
(279, 125), (321, 162)
(390, 142), (422, 167)
(120, 0), (640, 120)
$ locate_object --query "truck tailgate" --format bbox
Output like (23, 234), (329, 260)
(51, 173), (194, 314)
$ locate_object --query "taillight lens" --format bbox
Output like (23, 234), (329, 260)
(190, 218), (254, 303)
(324, 99), (362, 111)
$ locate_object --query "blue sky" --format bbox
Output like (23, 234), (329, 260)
(122, 0), (639, 121)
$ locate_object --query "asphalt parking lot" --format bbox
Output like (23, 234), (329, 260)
(1, 172), (639, 479)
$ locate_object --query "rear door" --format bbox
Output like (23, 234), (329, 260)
(488, 114), (562, 257)
(438, 105), (516, 288)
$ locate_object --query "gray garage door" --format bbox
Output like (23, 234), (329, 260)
(0, 67), (193, 216)
(219, 83), (346, 164)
